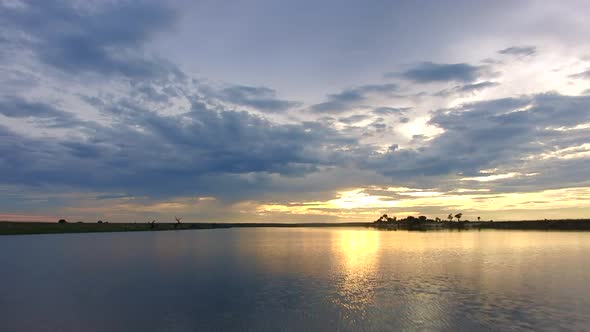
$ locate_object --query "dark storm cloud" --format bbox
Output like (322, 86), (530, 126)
(498, 46), (537, 57)
(310, 83), (397, 113)
(392, 62), (485, 83)
(0, 1), (179, 79)
(218, 85), (299, 112)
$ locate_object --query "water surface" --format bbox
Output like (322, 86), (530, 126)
(1, 228), (589, 331)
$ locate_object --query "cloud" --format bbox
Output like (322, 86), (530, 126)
(1, 0), (589, 221)
(569, 69), (590, 80)
(0, 1), (179, 80)
(95, 193), (132, 200)
(434, 81), (500, 96)
(310, 83), (398, 113)
(217, 85), (300, 112)
(0, 96), (65, 118)
(0, 96), (84, 128)
(498, 46), (537, 57)
(362, 93), (590, 192)
(393, 62), (486, 83)
(372, 107), (410, 116)
(338, 114), (371, 124)
(460, 172), (522, 182)
(0, 97), (358, 200)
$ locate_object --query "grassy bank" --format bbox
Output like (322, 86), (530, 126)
(371, 219), (590, 231)
(0, 221), (370, 235)
(2, 219), (590, 235)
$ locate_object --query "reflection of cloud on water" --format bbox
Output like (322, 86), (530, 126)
(234, 228), (335, 276)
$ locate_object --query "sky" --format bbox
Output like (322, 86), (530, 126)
(1, 0), (590, 223)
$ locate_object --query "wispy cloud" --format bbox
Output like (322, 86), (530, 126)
(498, 46), (538, 57)
(569, 69), (590, 80)
(390, 62), (487, 83)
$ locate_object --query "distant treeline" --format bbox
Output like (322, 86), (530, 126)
(2, 218), (590, 236)
(371, 213), (590, 231)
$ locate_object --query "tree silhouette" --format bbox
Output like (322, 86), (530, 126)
(376, 214), (393, 223)
(477, 216), (481, 222)
(455, 213), (463, 222)
(448, 214), (453, 222)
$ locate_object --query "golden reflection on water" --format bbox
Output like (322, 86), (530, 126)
(147, 228), (590, 330)
(332, 229), (381, 317)
(8, 228), (589, 331)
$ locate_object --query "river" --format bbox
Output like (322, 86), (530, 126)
(1, 228), (589, 331)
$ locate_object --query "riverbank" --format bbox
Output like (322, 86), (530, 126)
(371, 219), (590, 231)
(0, 221), (370, 235)
(2, 219), (590, 235)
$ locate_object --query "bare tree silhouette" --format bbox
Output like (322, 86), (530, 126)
(174, 216), (182, 228)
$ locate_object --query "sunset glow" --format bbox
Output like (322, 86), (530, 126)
(0, 1), (589, 223)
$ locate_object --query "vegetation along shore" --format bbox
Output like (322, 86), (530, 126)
(2, 217), (590, 235)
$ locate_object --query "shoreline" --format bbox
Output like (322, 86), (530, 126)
(0, 221), (370, 235)
(2, 219), (590, 235)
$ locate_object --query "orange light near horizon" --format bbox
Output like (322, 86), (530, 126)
(0, 214), (58, 222)
(254, 186), (590, 221)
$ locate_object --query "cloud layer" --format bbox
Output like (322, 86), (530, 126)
(1, 0), (590, 222)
